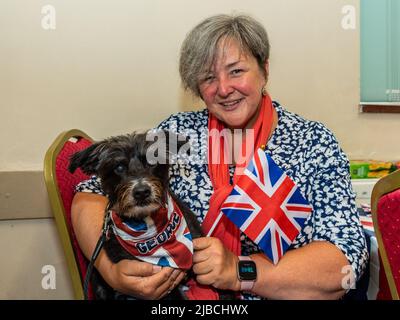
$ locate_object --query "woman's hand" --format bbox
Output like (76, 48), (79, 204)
(100, 258), (186, 299)
(192, 237), (240, 291)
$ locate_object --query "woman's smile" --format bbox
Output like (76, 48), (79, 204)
(218, 98), (244, 111)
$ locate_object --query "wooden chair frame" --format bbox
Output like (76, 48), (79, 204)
(43, 129), (93, 300)
(371, 169), (400, 300)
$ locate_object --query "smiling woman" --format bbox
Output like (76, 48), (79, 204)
(72, 13), (368, 300)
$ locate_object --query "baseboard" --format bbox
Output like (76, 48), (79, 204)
(0, 171), (53, 220)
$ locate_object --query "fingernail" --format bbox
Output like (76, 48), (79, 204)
(153, 265), (162, 273)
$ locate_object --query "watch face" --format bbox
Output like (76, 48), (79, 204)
(238, 260), (257, 281)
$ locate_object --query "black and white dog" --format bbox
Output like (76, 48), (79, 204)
(69, 130), (202, 299)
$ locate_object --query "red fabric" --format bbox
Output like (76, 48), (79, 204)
(377, 254), (392, 300)
(55, 137), (93, 299)
(376, 188), (400, 299)
(186, 95), (274, 300)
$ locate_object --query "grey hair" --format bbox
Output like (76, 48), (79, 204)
(179, 14), (270, 97)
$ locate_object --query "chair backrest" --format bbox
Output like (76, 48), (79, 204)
(371, 169), (400, 300)
(44, 129), (94, 300)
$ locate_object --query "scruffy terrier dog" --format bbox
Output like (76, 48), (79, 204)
(69, 130), (202, 300)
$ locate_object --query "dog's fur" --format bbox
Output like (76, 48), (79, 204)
(69, 131), (202, 299)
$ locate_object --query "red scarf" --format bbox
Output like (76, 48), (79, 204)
(185, 94), (274, 299)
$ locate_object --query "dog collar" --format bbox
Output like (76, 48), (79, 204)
(110, 194), (193, 270)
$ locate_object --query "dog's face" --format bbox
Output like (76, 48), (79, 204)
(69, 131), (186, 219)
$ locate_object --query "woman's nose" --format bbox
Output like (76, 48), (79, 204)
(217, 77), (234, 97)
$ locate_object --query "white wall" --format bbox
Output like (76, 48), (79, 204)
(0, 218), (74, 299)
(1, 0), (399, 171)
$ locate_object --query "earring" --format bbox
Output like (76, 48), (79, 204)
(262, 86), (268, 96)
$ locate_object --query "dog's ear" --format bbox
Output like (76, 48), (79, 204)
(68, 142), (106, 175)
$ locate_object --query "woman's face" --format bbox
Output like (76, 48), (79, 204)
(198, 38), (268, 129)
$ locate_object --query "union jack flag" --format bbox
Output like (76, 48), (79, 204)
(221, 148), (312, 264)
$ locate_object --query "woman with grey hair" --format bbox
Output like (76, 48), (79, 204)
(72, 14), (368, 300)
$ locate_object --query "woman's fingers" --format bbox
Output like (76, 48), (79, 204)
(110, 259), (187, 299)
(193, 237), (213, 250)
(150, 269), (186, 299)
(192, 259), (213, 275)
(118, 259), (159, 277)
(122, 266), (173, 299)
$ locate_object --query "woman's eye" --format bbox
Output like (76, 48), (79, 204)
(114, 164), (126, 174)
(231, 69), (243, 75)
(203, 75), (215, 82)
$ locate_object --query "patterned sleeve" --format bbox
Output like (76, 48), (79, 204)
(309, 123), (369, 281)
(75, 175), (106, 196)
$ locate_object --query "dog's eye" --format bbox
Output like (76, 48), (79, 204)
(114, 164), (126, 175)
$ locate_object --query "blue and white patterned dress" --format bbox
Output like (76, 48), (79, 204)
(77, 101), (368, 299)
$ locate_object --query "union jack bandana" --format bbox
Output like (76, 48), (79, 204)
(109, 194), (193, 270)
(221, 148), (313, 264)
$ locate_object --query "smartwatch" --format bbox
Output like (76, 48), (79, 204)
(237, 256), (257, 292)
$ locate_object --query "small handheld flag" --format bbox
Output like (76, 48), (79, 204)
(221, 148), (312, 264)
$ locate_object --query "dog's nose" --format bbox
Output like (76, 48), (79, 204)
(133, 186), (151, 201)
